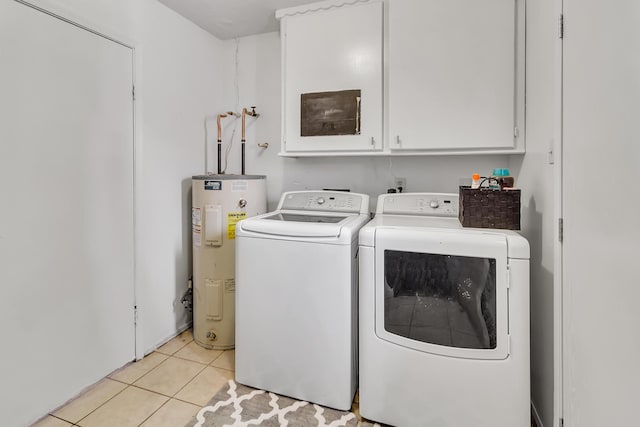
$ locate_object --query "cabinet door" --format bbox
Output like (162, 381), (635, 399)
(388, 0), (524, 153)
(280, 0), (383, 154)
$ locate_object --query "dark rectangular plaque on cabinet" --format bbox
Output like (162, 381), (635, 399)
(300, 89), (361, 137)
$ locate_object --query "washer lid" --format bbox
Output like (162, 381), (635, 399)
(263, 213), (347, 224)
(239, 211), (359, 238)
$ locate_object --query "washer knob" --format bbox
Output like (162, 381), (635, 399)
(317, 197), (325, 205)
(239, 199), (247, 208)
(429, 200), (439, 209)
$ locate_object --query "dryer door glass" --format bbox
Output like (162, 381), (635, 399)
(374, 228), (509, 360)
(384, 250), (496, 350)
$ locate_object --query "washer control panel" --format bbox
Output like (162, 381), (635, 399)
(378, 193), (459, 217)
(278, 191), (368, 214)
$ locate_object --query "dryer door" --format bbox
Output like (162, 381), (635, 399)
(374, 228), (509, 360)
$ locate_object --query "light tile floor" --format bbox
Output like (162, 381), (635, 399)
(32, 329), (363, 427)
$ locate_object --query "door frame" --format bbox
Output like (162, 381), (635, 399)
(552, 0), (564, 427)
(553, 0), (563, 426)
(15, 0), (143, 360)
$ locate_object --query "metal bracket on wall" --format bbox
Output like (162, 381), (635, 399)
(559, 14), (564, 39)
(558, 218), (564, 242)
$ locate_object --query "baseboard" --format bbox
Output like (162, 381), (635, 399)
(531, 401), (544, 427)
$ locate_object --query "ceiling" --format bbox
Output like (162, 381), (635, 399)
(158, 0), (322, 40)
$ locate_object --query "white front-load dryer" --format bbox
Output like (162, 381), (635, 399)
(359, 193), (530, 427)
(235, 191), (370, 411)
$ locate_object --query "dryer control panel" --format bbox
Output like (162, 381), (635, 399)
(377, 193), (459, 216)
(277, 191), (369, 214)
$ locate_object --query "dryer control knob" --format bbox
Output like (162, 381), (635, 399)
(317, 197), (325, 205)
(429, 200), (439, 209)
(239, 199), (247, 208)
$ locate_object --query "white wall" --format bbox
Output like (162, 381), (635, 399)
(1, 1), (560, 424)
(225, 5), (558, 427)
(1, 1), (225, 424)
(128, 0), (225, 356)
(220, 33), (512, 212)
(230, 14), (558, 427)
(213, 34), (284, 208)
(509, 0), (557, 426)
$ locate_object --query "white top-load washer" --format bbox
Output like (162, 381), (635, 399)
(235, 190), (370, 411)
(359, 193), (530, 427)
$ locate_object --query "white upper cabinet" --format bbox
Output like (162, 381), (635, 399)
(388, 0), (525, 154)
(277, 0), (525, 156)
(277, 0), (384, 155)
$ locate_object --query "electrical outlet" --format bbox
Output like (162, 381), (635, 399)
(395, 177), (406, 193)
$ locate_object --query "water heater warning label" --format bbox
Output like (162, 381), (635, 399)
(192, 207), (202, 247)
(227, 212), (246, 239)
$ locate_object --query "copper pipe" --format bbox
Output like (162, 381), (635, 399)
(241, 107), (259, 142)
(216, 111), (235, 174)
(216, 113), (227, 142)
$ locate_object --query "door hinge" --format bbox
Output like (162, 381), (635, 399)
(559, 14), (564, 39)
(514, 127), (520, 138)
(560, 417), (564, 427)
(506, 265), (511, 289)
(132, 85), (136, 101)
(134, 305), (138, 325)
(558, 218), (564, 242)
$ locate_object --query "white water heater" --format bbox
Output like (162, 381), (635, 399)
(192, 174), (267, 349)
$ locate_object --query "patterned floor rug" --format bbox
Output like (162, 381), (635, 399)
(186, 380), (379, 427)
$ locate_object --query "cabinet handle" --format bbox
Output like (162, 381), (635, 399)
(396, 135), (401, 145)
(370, 137), (375, 146)
(355, 97), (361, 134)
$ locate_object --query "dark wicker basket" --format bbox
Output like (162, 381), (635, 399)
(459, 185), (521, 230)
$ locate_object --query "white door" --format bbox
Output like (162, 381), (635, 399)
(562, 1), (640, 426)
(0, 1), (135, 423)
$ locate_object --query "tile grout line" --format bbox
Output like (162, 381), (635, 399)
(133, 351), (217, 426)
(129, 334), (195, 426)
(210, 349), (225, 363)
(49, 333), (214, 426)
(66, 342), (189, 425)
(172, 353), (220, 365)
(45, 413), (74, 425)
(135, 396), (172, 427)
(208, 365), (234, 373)
(72, 381), (131, 426)
(169, 354), (211, 399)
(154, 335), (193, 357)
